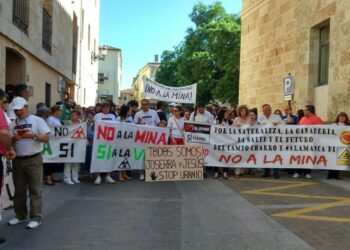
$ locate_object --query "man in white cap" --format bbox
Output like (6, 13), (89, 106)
(7, 97), (50, 229)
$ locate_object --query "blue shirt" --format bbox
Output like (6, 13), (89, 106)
(282, 115), (298, 125)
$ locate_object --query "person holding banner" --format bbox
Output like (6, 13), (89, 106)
(327, 112), (350, 180)
(44, 105), (63, 185)
(167, 106), (185, 145)
(116, 104), (134, 181)
(0, 89), (16, 243)
(233, 105), (250, 178)
(93, 102), (116, 185)
(295, 105), (324, 179)
(63, 110), (82, 185)
(258, 104), (283, 179)
(135, 99), (160, 180)
(8, 97), (50, 229)
(213, 107), (230, 179)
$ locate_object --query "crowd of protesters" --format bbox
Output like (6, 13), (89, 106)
(0, 83), (349, 236)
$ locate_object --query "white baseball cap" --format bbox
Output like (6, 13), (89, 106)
(170, 102), (177, 106)
(12, 97), (28, 110)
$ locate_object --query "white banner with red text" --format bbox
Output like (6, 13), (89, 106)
(42, 123), (87, 163)
(184, 122), (350, 170)
(90, 121), (170, 172)
(143, 77), (197, 104)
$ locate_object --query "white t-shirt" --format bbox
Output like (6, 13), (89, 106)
(189, 110), (215, 124)
(9, 115), (51, 156)
(257, 114), (283, 125)
(116, 116), (134, 123)
(167, 117), (185, 138)
(94, 113), (116, 121)
(134, 109), (160, 126)
(46, 116), (62, 127)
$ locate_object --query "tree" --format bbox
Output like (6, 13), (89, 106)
(155, 2), (241, 105)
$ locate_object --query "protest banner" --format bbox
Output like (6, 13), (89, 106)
(91, 121), (170, 172)
(184, 122), (350, 170)
(143, 77), (197, 103)
(145, 144), (204, 182)
(42, 123), (87, 163)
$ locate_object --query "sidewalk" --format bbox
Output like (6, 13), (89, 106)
(0, 179), (312, 250)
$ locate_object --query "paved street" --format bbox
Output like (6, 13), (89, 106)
(0, 171), (349, 250)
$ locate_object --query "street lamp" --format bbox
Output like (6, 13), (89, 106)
(91, 45), (108, 63)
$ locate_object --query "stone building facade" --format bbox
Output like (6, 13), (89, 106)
(0, 0), (100, 111)
(239, 0), (350, 121)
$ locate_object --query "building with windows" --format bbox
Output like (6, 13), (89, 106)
(0, 0), (100, 110)
(239, 0), (350, 121)
(119, 89), (133, 105)
(97, 46), (122, 104)
(131, 55), (160, 105)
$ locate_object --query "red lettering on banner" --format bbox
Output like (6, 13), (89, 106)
(97, 126), (115, 141)
(289, 155), (327, 166)
(289, 155), (301, 165)
(317, 156), (327, 166)
(134, 130), (167, 145)
(263, 155), (283, 165)
(219, 155), (242, 164)
(246, 154), (257, 165)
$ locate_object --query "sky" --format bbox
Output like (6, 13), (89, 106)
(99, 0), (242, 89)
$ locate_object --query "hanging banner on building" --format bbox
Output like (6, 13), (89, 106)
(42, 123), (87, 163)
(184, 122), (350, 170)
(143, 77), (197, 103)
(91, 121), (170, 172)
(145, 145), (204, 182)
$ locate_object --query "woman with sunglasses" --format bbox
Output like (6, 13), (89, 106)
(167, 106), (185, 145)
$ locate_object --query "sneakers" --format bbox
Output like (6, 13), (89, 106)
(64, 180), (74, 185)
(26, 221), (42, 229)
(105, 175), (115, 184)
(305, 174), (312, 179)
(292, 173), (300, 178)
(139, 174), (145, 181)
(223, 172), (228, 180)
(94, 176), (101, 185)
(8, 217), (26, 226)
(73, 179), (80, 184)
(213, 173), (219, 179)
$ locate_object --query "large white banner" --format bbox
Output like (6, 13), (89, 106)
(143, 77), (197, 103)
(184, 122), (350, 170)
(42, 123), (87, 163)
(91, 121), (170, 172)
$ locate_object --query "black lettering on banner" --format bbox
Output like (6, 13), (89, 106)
(59, 143), (75, 158)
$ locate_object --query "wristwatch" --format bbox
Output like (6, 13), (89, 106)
(33, 135), (38, 141)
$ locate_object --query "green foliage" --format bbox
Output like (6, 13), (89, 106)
(155, 2), (241, 105)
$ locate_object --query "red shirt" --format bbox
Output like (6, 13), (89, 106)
(0, 108), (9, 155)
(299, 115), (324, 125)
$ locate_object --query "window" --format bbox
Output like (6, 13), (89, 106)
(13, 0), (29, 33)
(81, 9), (84, 39)
(72, 13), (78, 74)
(42, 0), (53, 53)
(318, 26), (330, 86)
(88, 24), (91, 50)
(45, 83), (51, 107)
(98, 73), (105, 84)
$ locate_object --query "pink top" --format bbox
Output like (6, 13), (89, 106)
(299, 115), (324, 125)
(0, 109), (9, 155)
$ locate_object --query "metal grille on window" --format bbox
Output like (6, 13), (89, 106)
(13, 0), (29, 33)
(42, 7), (52, 53)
